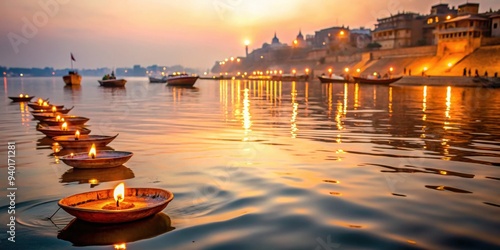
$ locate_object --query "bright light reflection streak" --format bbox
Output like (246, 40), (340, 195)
(243, 88), (252, 141)
(445, 86), (451, 119)
(422, 85), (427, 112)
(354, 83), (359, 109)
(343, 83), (348, 115)
(388, 87), (393, 114)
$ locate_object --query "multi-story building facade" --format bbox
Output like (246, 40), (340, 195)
(372, 12), (424, 49)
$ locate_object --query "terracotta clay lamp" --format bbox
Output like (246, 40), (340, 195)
(59, 143), (132, 169)
(30, 105), (74, 114)
(53, 131), (118, 149)
(58, 182), (174, 224)
(28, 101), (64, 110)
(42, 115), (90, 126)
(9, 94), (34, 102)
(37, 122), (91, 138)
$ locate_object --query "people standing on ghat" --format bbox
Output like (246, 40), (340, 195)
(463, 67), (467, 76)
(475, 69), (479, 77)
(468, 69), (471, 77)
(404, 67), (406, 75)
(485, 71), (488, 77)
(495, 72), (498, 78)
(409, 69), (411, 76)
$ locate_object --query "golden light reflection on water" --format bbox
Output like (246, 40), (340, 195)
(354, 83), (359, 109)
(243, 88), (252, 141)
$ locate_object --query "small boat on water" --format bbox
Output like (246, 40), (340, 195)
(64, 54), (82, 85)
(353, 76), (403, 85)
(98, 79), (127, 87)
(53, 134), (118, 149)
(37, 124), (91, 138)
(149, 76), (167, 83)
(98, 71), (126, 87)
(318, 75), (349, 83)
(63, 71), (82, 85)
(166, 74), (199, 87)
(40, 116), (90, 126)
(30, 106), (74, 115)
(9, 94), (34, 102)
(28, 102), (64, 110)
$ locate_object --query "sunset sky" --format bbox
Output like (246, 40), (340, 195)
(1, 0), (499, 70)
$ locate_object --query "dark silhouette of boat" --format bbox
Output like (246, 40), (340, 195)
(9, 95), (35, 102)
(149, 76), (167, 83)
(353, 76), (403, 85)
(317, 75), (349, 83)
(167, 74), (199, 87)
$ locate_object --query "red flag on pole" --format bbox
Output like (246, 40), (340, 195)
(71, 53), (76, 61)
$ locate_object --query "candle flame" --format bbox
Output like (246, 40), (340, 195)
(61, 122), (68, 131)
(19, 94), (23, 98)
(43, 101), (49, 106)
(114, 243), (127, 250)
(88, 143), (96, 159)
(75, 130), (80, 140)
(56, 115), (61, 121)
(26, 94), (29, 97)
(52, 106), (57, 112)
(113, 183), (125, 206)
(38, 98), (43, 105)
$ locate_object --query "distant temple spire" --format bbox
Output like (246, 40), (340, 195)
(272, 32), (280, 44)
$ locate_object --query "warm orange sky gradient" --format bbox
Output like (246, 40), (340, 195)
(1, 0), (499, 70)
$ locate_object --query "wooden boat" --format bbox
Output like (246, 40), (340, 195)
(40, 116), (90, 126)
(63, 71), (82, 85)
(149, 76), (167, 83)
(37, 125), (90, 138)
(317, 75), (349, 83)
(28, 102), (64, 110)
(30, 106), (74, 114)
(9, 95), (34, 102)
(32, 113), (66, 121)
(52, 134), (118, 149)
(166, 74), (199, 87)
(353, 76), (403, 85)
(98, 79), (127, 87)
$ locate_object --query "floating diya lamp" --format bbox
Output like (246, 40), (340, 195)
(59, 144), (132, 169)
(8, 94), (34, 102)
(52, 106), (57, 113)
(75, 130), (80, 140)
(57, 182), (174, 223)
(52, 134), (118, 149)
(37, 123), (91, 138)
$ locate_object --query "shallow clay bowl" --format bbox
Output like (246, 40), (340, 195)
(9, 95), (35, 102)
(59, 150), (133, 169)
(28, 103), (64, 110)
(53, 134), (118, 149)
(58, 187), (174, 224)
(41, 116), (90, 126)
(30, 106), (73, 114)
(37, 125), (90, 138)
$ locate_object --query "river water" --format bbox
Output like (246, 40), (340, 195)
(0, 76), (499, 250)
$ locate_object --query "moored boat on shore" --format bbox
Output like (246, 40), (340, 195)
(63, 71), (82, 85)
(353, 76), (403, 85)
(149, 76), (167, 83)
(317, 75), (349, 83)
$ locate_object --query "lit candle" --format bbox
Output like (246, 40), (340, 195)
(61, 122), (68, 131)
(101, 182), (135, 210)
(19, 94), (24, 98)
(52, 106), (57, 112)
(75, 130), (80, 140)
(88, 143), (96, 159)
(37, 98), (43, 105)
(43, 101), (49, 107)
(25, 94), (29, 98)
(56, 115), (61, 122)
(114, 183), (125, 207)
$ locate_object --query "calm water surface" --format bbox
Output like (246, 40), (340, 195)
(0, 77), (499, 250)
